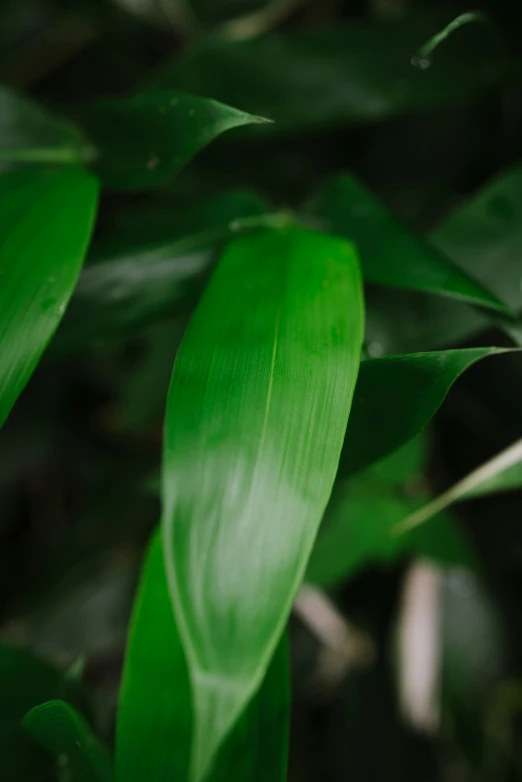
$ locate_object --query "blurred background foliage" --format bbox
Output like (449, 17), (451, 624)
(2, 0), (522, 780)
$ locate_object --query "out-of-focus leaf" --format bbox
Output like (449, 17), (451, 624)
(0, 643), (87, 781)
(365, 166), (522, 355)
(151, 14), (505, 132)
(308, 175), (510, 314)
(395, 437), (522, 534)
(433, 165), (522, 316)
(116, 531), (289, 782)
(23, 700), (113, 782)
(341, 348), (507, 477)
(161, 226), (363, 780)
(83, 89), (269, 189)
(306, 440), (475, 589)
(0, 86), (91, 167)
(53, 190), (268, 352)
(0, 167), (98, 427)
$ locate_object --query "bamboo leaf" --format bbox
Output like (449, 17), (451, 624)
(53, 190), (268, 352)
(23, 700), (113, 782)
(83, 89), (270, 189)
(308, 175), (511, 314)
(0, 643), (87, 780)
(395, 437), (522, 534)
(161, 225), (363, 780)
(341, 348), (508, 477)
(0, 167), (98, 427)
(116, 531), (289, 782)
(151, 13), (505, 132)
(0, 86), (92, 168)
(307, 440), (475, 589)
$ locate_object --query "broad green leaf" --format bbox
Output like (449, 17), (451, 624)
(340, 348), (507, 477)
(395, 437), (522, 534)
(308, 175), (510, 314)
(151, 14), (505, 132)
(161, 225), (363, 780)
(23, 700), (113, 782)
(364, 166), (522, 356)
(0, 167), (98, 426)
(83, 89), (269, 189)
(0, 643), (87, 780)
(0, 86), (91, 167)
(306, 440), (475, 589)
(116, 531), (289, 782)
(53, 190), (268, 352)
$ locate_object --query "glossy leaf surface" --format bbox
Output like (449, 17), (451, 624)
(340, 348), (507, 476)
(308, 175), (509, 314)
(117, 532), (289, 782)
(83, 89), (268, 189)
(152, 14), (504, 132)
(24, 700), (113, 782)
(0, 643), (86, 781)
(0, 167), (98, 426)
(307, 440), (475, 589)
(162, 226), (363, 779)
(0, 86), (90, 167)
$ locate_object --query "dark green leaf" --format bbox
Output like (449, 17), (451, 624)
(307, 440), (475, 589)
(83, 89), (269, 189)
(53, 190), (268, 352)
(151, 14), (505, 132)
(0, 643), (87, 781)
(23, 700), (113, 782)
(116, 531), (289, 782)
(161, 225), (363, 779)
(308, 175), (510, 314)
(0, 87), (91, 168)
(341, 348), (507, 476)
(0, 167), (98, 426)
(364, 166), (522, 355)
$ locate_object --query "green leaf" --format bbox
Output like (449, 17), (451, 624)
(0, 86), (92, 167)
(0, 167), (98, 426)
(306, 440), (475, 589)
(116, 531), (289, 782)
(341, 348), (507, 477)
(151, 14), (505, 132)
(364, 165), (522, 356)
(395, 437), (522, 534)
(83, 89), (269, 189)
(308, 175), (510, 314)
(23, 700), (113, 782)
(53, 190), (268, 352)
(161, 225), (363, 780)
(0, 643), (87, 780)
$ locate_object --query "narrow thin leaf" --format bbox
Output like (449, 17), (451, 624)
(150, 13), (505, 131)
(308, 175), (510, 314)
(161, 226), (363, 780)
(395, 437), (522, 534)
(23, 700), (113, 782)
(83, 89), (269, 189)
(0, 167), (98, 426)
(0, 86), (92, 168)
(116, 531), (289, 782)
(340, 348), (508, 477)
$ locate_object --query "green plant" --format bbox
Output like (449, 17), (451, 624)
(2, 1), (522, 781)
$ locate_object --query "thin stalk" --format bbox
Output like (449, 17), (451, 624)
(393, 437), (522, 535)
(411, 10), (494, 69)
